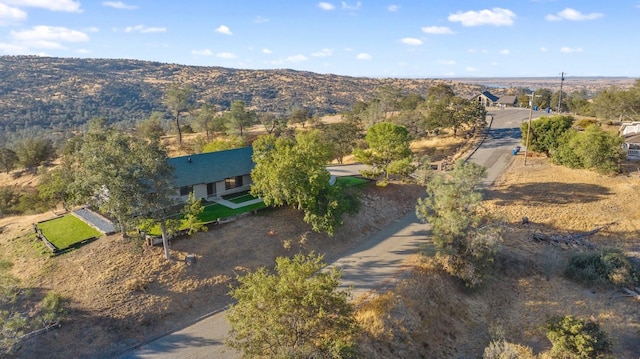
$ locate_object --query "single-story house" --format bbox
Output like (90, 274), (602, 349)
(472, 91), (518, 108)
(496, 95), (517, 108)
(622, 133), (640, 161)
(167, 147), (254, 201)
(474, 91), (499, 107)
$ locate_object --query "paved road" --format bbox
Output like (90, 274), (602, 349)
(120, 108), (541, 359)
(468, 108), (544, 186)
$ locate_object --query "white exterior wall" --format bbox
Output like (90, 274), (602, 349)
(193, 184), (208, 200)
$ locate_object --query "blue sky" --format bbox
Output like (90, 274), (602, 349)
(0, 0), (638, 78)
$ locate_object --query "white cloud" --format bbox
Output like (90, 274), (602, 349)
(0, 42), (27, 53)
(125, 25), (166, 33)
(540, 47), (548, 52)
(102, 1), (138, 10)
(500, 49), (510, 55)
(287, 54), (307, 62)
(312, 48), (333, 57)
(0, 3), (27, 26)
(560, 47), (583, 53)
(3, 0), (81, 12)
(192, 49), (212, 56)
(387, 5), (399, 12)
(437, 59), (456, 65)
(421, 26), (454, 34)
(76, 48), (90, 54)
(341, 1), (361, 10)
(215, 25), (232, 35)
(467, 48), (488, 54)
(356, 53), (371, 60)
(254, 16), (269, 23)
(465, 66), (478, 72)
(84, 27), (99, 33)
(401, 37), (422, 45)
(318, 2), (334, 10)
(217, 52), (237, 59)
(262, 48), (272, 54)
(448, 8), (516, 27)
(545, 8), (603, 21)
(11, 26), (89, 44)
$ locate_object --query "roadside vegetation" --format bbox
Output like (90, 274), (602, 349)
(0, 76), (639, 358)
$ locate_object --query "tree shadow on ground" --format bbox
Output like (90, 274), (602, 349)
(485, 182), (613, 206)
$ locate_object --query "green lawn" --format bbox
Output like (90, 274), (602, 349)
(145, 200), (266, 236)
(37, 215), (102, 249)
(223, 192), (259, 204)
(336, 176), (370, 187)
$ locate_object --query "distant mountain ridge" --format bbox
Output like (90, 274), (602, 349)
(0, 56), (482, 141)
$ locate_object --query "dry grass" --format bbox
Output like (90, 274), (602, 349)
(354, 156), (640, 358)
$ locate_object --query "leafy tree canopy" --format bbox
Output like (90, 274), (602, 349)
(226, 253), (358, 358)
(354, 122), (413, 183)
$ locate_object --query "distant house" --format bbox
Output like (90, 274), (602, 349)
(496, 95), (517, 108)
(619, 122), (640, 160)
(472, 91), (518, 108)
(474, 91), (499, 107)
(619, 121), (640, 136)
(622, 134), (640, 160)
(168, 147), (254, 201)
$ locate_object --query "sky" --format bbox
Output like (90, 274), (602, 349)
(0, 0), (638, 78)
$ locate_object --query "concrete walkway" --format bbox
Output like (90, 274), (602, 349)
(209, 197), (263, 210)
(72, 207), (116, 235)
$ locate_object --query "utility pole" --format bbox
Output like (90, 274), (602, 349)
(524, 90), (536, 165)
(557, 72), (565, 113)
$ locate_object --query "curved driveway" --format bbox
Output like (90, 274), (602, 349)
(119, 107), (543, 359)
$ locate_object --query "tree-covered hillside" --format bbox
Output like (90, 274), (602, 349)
(0, 56), (481, 144)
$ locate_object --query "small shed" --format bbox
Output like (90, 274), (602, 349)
(496, 95), (517, 108)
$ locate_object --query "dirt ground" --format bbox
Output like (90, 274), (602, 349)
(0, 175), (424, 358)
(355, 156), (640, 358)
(2, 129), (640, 358)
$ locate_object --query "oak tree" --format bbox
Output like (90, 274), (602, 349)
(226, 253), (358, 358)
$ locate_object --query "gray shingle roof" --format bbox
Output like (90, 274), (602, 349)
(168, 147), (254, 188)
(496, 95), (517, 104)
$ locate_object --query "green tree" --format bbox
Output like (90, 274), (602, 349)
(427, 83), (455, 102)
(227, 100), (257, 136)
(193, 103), (216, 140)
(399, 92), (424, 111)
(553, 124), (625, 175)
(226, 253), (358, 358)
(15, 137), (56, 170)
(354, 122), (413, 183)
(289, 106), (312, 128)
(0, 148), (18, 174)
(533, 88), (553, 110)
(416, 160), (498, 287)
(137, 111), (166, 142)
(566, 90), (591, 115)
(73, 123), (177, 256)
(38, 165), (75, 210)
(251, 130), (357, 235)
(521, 115), (574, 156)
(322, 122), (360, 164)
(164, 84), (194, 145)
(181, 192), (207, 236)
(551, 90), (569, 113)
(258, 112), (288, 135)
(200, 136), (246, 153)
(545, 315), (611, 359)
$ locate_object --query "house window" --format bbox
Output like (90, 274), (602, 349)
(179, 186), (193, 196)
(225, 176), (244, 190)
(207, 182), (216, 197)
